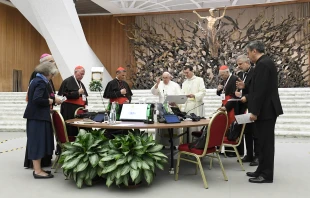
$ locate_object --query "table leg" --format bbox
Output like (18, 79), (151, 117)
(186, 127), (189, 143)
(168, 128), (174, 174)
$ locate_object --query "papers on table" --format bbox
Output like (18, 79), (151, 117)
(228, 98), (242, 102)
(114, 124), (134, 126)
(73, 121), (96, 124)
(235, 113), (254, 124)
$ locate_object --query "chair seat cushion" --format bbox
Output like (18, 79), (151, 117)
(191, 131), (202, 138)
(223, 137), (238, 145)
(178, 144), (216, 155)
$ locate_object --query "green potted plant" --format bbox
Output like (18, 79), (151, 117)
(60, 129), (108, 188)
(98, 130), (168, 187)
(89, 80), (103, 92)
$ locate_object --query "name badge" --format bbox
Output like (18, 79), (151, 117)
(221, 94), (225, 100)
(82, 95), (87, 101)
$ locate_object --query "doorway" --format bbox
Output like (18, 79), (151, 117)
(13, 69), (22, 92)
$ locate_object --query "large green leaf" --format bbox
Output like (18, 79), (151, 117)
(106, 175), (113, 187)
(141, 161), (150, 170)
(113, 154), (123, 160)
(116, 157), (127, 166)
(144, 169), (154, 185)
(84, 178), (92, 186)
(98, 147), (109, 153)
(62, 154), (84, 170)
(133, 145), (144, 150)
(152, 152), (168, 158)
(127, 155), (133, 163)
(61, 150), (76, 156)
(78, 169), (87, 179)
(72, 142), (83, 148)
(147, 144), (164, 153)
(89, 154), (99, 167)
(130, 159), (137, 170)
(63, 143), (79, 151)
(116, 166), (122, 179)
(64, 152), (80, 162)
(78, 129), (87, 136)
(88, 139), (102, 150)
(148, 134), (153, 141)
(97, 167), (103, 176)
(130, 169), (139, 181)
(100, 155), (114, 162)
(121, 164), (131, 176)
(142, 133), (148, 141)
(115, 177), (123, 186)
(102, 163), (118, 174)
(134, 172), (142, 185)
(155, 162), (164, 170)
(122, 174), (129, 186)
(76, 177), (83, 189)
(76, 161), (89, 172)
(143, 156), (155, 168)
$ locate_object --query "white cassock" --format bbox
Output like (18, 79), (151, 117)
(181, 75), (206, 143)
(151, 81), (181, 146)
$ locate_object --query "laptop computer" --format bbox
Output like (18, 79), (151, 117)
(164, 95), (187, 104)
(120, 104), (148, 121)
(163, 114), (181, 123)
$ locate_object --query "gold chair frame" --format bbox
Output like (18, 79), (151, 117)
(175, 111), (229, 189)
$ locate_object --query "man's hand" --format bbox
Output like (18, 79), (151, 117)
(236, 78), (245, 89)
(121, 88), (127, 95)
(186, 94), (195, 98)
(241, 96), (247, 103)
(250, 113), (257, 121)
(235, 91), (241, 98)
(78, 88), (84, 95)
(55, 97), (62, 105)
(49, 99), (53, 105)
(154, 77), (160, 89)
(169, 102), (177, 106)
(217, 85), (223, 91)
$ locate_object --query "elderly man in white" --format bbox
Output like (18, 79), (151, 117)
(151, 72), (181, 147)
(181, 65), (206, 142)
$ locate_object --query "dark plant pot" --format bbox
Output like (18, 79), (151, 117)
(124, 181), (143, 189)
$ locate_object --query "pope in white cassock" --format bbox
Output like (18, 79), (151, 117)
(151, 72), (181, 146)
(181, 65), (206, 142)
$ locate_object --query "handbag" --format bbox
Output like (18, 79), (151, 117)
(227, 121), (242, 141)
(188, 127), (208, 150)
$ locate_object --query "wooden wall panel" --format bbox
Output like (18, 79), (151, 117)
(0, 3), (135, 92)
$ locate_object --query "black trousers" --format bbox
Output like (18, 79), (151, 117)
(244, 123), (259, 157)
(255, 118), (276, 181)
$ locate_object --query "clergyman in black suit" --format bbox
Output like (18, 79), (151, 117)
(235, 55), (259, 166)
(216, 65), (244, 157)
(243, 40), (283, 183)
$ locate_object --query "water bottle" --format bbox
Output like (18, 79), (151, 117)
(104, 113), (109, 123)
(109, 102), (116, 124)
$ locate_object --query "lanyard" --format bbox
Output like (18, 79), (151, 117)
(223, 73), (232, 92)
(73, 76), (81, 89)
(243, 68), (251, 82)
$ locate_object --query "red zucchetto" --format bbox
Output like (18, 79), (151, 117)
(219, 65), (229, 70)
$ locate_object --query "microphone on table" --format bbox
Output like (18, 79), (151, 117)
(185, 103), (205, 121)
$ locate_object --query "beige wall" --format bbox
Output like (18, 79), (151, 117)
(0, 3), (135, 92)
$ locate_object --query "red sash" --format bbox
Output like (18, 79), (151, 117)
(110, 97), (128, 105)
(65, 97), (86, 106)
(222, 95), (235, 126)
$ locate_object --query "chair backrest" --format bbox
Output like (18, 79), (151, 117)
(51, 110), (69, 144)
(202, 111), (228, 155)
(74, 107), (88, 117)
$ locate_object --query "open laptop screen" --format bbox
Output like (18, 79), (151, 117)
(120, 104), (148, 121)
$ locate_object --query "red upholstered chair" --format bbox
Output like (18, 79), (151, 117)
(74, 107), (88, 117)
(51, 110), (76, 173)
(175, 111), (228, 189)
(222, 110), (247, 171)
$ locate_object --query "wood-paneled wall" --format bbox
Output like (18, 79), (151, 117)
(0, 3), (135, 92)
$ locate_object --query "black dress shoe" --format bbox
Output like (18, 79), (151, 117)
(225, 152), (237, 157)
(250, 157), (259, 166)
(249, 176), (273, 183)
(237, 155), (253, 163)
(246, 172), (260, 177)
(33, 171), (54, 179)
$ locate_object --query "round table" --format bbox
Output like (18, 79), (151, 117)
(66, 119), (210, 173)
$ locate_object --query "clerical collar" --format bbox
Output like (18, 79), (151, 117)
(116, 77), (122, 81)
(188, 75), (196, 80)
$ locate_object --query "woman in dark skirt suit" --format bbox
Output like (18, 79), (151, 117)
(23, 61), (58, 179)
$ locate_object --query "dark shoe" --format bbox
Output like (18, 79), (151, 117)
(246, 172), (260, 177)
(226, 152), (237, 157)
(43, 170), (51, 174)
(237, 155), (253, 163)
(33, 171), (54, 179)
(250, 157), (259, 166)
(249, 176), (273, 183)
